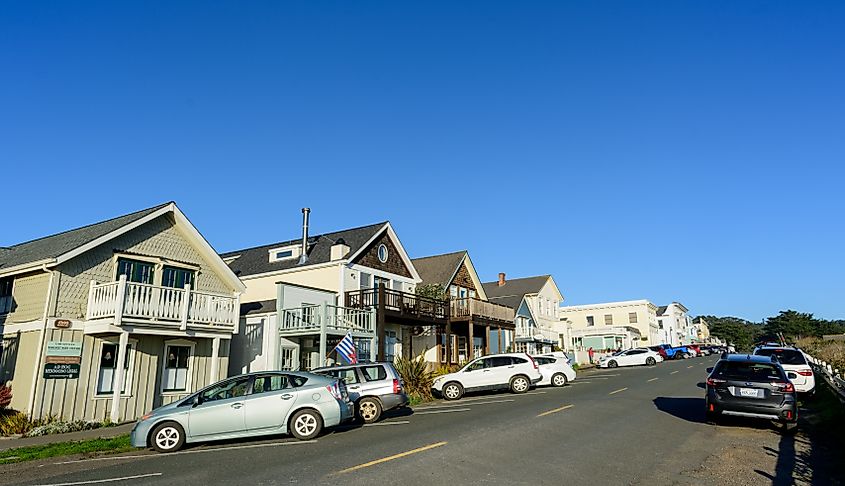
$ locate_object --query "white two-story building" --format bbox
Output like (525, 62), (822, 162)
(558, 300), (660, 355)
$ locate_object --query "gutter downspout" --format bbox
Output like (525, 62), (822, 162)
(27, 264), (55, 418)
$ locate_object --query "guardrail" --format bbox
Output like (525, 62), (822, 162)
(807, 354), (845, 404)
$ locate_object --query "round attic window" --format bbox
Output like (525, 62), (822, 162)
(377, 244), (388, 263)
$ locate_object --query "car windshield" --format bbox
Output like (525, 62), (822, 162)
(715, 361), (783, 381)
(755, 349), (807, 365)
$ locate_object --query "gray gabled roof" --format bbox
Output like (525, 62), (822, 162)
(0, 202), (172, 272)
(411, 251), (467, 289)
(481, 275), (550, 311)
(221, 222), (388, 278)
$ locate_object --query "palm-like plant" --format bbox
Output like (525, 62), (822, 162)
(394, 355), (435, 402)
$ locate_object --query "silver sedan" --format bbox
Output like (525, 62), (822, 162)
(130, 371), (353, 453)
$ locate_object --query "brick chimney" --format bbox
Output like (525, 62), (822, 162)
(498, 272), (506, 286)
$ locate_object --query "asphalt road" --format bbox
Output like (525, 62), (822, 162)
(5, 356), (841, 486)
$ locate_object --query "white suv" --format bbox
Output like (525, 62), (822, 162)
(753, 346), (816, 394)
(432, 353), (542, 401)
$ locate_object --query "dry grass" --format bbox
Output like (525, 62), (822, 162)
(796, 337), (845, 373)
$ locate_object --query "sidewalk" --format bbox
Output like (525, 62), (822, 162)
(0, 423), (134, 452)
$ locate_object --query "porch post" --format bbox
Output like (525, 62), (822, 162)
(369, 308), (377, 362)
(376, 284), (386, 362)
(445, 321), (452, 366)
(114, 274), (128, 328)
(210, 337), (221, 383)
(485, 325), (491, 355)
(318, 302), (328, 368)
(497, 327), (503, 353)
(468, 320), (474, 359)
(179, 283), (191, 331)
(110, 330), (129, 423)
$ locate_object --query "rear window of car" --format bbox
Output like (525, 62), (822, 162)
(715, 361), (783, 381)
(754, 349), (807, 365)
(361, 365), (388, 382)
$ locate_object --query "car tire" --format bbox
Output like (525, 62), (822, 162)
(551, 373), (568, 387)
(289, 409), (323, 440)
(646, 357), (656, 366)
(607, 360), (618, 369)
(510, 375), (530, 394)
(442, 382), (464, 401)
(150, 421), (185, 453)
(357, 397), (383, 424)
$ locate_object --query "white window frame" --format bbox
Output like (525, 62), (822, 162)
(268, 245), (302, 263)
(94, 337), (138, 398)
(110, 253), (199, 287)
(161, 339), (195, 396)
(377, 244), (389, 263)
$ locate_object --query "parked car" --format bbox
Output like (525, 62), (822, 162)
(752, 346), (816, 395)
(598, 348), (663, 368)
(705, 354), (797, 430)
(686, 344), (701, 357)
(312, 362), (408, 423)
(432, 353), (542, 400)
(656, 344), (691, 360)
(532, 355), (577, 387)
(130, 371), (352, 453)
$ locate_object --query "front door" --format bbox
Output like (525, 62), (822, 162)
(244, 374), (298, 431)
(188, 376), (251, 438)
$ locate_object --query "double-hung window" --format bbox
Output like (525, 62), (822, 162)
(629, 312), (638, 324)
(163, 344), (192, 392)
(586, 316), (595, 327)
(116, 258), (154, 284)
(162, 266), (194, 288)
(604, 314), (614, 326)
(97, 342), (133, 395)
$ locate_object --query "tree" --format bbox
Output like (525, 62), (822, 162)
(698, 315), (762, 351)
(763, 310), (817, 340)
(416, 283), (446, 300)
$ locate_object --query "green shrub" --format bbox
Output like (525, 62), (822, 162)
(395, 355), (435, 402)
(0, 412), (56, 436)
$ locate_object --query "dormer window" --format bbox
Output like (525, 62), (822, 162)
(269, 245), (302, 262)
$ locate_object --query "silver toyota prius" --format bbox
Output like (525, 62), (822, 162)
(130, 371), (353, 453)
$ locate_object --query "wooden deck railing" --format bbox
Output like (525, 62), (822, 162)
(345, 287), (449, 321)
(450, 297), (515, 323)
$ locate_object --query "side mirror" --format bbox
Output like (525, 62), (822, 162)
(706, 367), (713, 373)
(192, 395), (201, 408)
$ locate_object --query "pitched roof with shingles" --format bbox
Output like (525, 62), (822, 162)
(411, 251), (467, 288)
(0, 202), (172, 271)
(481, 275), (550, 310)
(221, 222), (388, 278)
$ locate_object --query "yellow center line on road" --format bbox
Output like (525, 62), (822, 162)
(647, 378), (659, 382)
(687, 365), (694, 369)
(334, 441), (448, 475)
(670, 371), (679, 375)
(536, 404), (574, 417)
(608, 387), (628, 395)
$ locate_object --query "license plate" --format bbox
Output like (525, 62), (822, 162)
(739, 388), (759, 397)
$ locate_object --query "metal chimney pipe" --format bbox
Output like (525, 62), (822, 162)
(299, 208), (310, 264)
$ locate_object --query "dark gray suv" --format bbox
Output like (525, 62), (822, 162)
(313, 362), (408, 423)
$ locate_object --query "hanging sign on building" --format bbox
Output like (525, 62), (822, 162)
(44, 341), (83, 379)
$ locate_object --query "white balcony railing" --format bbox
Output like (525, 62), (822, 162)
(279, 303), (375, 336)
(87, 276), (238, 332)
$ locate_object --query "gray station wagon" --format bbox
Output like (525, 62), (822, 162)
(312, 362), (408, 423)
(130, 371), (352, 453)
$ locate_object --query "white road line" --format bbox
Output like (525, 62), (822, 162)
(647, 378), (659, 382)
(51, 439), (317, 465)
(33, 473), (163, 486)
(584, 374), (620, 378)
(364, 420), (410, 427)
(417, 399), (515, 410)
(687, 365), (694, 369)
(414, 408), (471, 415)
(670, 371), (679, 375)
(608, 388), (628, 395)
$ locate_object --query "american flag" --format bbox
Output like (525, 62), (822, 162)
(333, 331), (357, 364)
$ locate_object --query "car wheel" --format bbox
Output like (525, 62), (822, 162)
(150, 421), (185, 453)
(289, 409), (323, 440)
(607, 360), (618, 368)
(551, 373), (568, 387)
(510, 375), (530, 394)
(646, 357), (656, 366)
(357, 398), (383, 424)
(442, 382), (464, 401)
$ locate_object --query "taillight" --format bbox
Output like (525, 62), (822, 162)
(706, 378), (725, 386)
(326, 382), (343, 400)
(796, 369), (813, 377)
(773, 382), (795, 393)
(529, 356), (538, 370)
(392, 379), (401, 394)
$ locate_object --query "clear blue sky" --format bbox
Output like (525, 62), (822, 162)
(3, 1), (844, 322)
